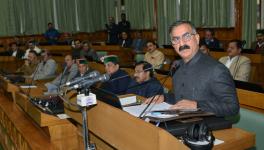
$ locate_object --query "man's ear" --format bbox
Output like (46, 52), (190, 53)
(195, 34), (200, 45)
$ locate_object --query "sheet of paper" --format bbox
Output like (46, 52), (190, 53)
(20, 85), (37, 88)
(123, 102), (172, 117)
(214, 138), (224, 145)
(119, 95), (137, 106)
(57, 114), (71, 119)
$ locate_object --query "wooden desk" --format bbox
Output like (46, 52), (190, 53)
(0, 95), (56, 150)
(64, 95), (255, 150)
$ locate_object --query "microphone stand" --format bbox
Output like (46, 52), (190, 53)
(77, 86), (96, 150)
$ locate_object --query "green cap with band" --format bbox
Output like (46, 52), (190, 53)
(102, 55), (119, 64)
(79, 59), (88, 64)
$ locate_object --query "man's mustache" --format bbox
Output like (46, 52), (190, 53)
(179, 45), (190, 51)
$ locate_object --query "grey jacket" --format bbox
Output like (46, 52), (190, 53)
(165, 51), (239, 117)
(33, 59), (57, 80)
(52, 64), (78, 86)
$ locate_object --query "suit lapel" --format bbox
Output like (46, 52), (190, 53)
(229, 56), (239, 76)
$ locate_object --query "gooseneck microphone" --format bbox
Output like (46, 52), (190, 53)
(68, 74), (110, 90)
(65, 70), (100, 86)
(26, 61), (41, 97)
(58, 66), (69, 92)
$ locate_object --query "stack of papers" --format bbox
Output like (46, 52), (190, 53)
(123, 102), (173, 118)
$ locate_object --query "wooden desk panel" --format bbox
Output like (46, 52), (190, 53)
(0, 95), (56, 150)
(64, 97), (255, 150)
(214, 128), (255, 150)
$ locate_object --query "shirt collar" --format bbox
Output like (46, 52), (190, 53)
(181, 51), (202, 67)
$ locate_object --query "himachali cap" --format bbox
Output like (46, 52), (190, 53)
(78, 59), (88, 64)
(101, 55), (119, 64)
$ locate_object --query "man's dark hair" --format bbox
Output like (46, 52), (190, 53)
(135, 61), (154, 77)
(229, 39), (244, 50)
(169, 20), (197, 34)
(146, 40), (159, 48)
(42, 49), (52, 56)
(28, 50), (37, 56)
(205, 28), (215, 36)
(28, 40), (36, 45)
(48, 22), (53, 26)
(121, 13), (126, 17)
(9, 42), (17, 47)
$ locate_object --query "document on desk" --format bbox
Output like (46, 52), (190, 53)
(20, 85), (37, 88)
(123, 102), (174, 118)
(119, 95), (137, 106)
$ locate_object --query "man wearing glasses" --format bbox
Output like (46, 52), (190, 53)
(146, 21), (239, 117)
(126, 61), (163, 98)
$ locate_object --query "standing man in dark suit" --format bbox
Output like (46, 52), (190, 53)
(106, 17), (119, 44)
(146, 21), (239, 117)
(118, 13), (131, 34)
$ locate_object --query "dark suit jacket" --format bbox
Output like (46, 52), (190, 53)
(127, 78), (163, 98)
(118, 39), (132, 48)
(100, 69), (132, 95)
(165, 51), (239, 117)
(131, 38), (146, 52)
(251, 41), (264, 54)
(200, 38), (220, 49)
(6, 49), (24, 59)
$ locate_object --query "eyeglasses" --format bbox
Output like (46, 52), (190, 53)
(171, 32), (196, 45)
(134, 70), (145, 74)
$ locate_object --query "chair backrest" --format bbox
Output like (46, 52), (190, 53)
(96, 51), (108, 60)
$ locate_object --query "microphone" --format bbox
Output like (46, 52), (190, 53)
(57, 66), (68, 92)
(68, 74), (110, 90)
(64, 70), (100, 86)
(26, 61), (41, 98)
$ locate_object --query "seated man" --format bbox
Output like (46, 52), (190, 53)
(80, 41), (98, 62)
(44, 22), (60, 45)
(127, 61), (164, 98)
(71, 39), (82, 60)
(251, 29), (264, 54)
(118, 31), (132, 48)
(45, 55), (78, 94)
(144, 41), (165, 69)
(6, 42), (24, 59)
(219, 40), (251, 82)
(33, 50), (57, 80)
(100, 55), (132, 95)
(23, 41), (42, 59)
(199, 43), (210, 55)
(74, 59), (94, 78)
(146, 21), (239, 117)
(131, 30), (146, 53)
(200, 29), (220, 49)
(16, 50), (39, 76)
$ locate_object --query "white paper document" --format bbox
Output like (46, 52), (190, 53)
(119, 95), (137, 106)
(123, 102), (173, 117)
(20, 85), (37, 88)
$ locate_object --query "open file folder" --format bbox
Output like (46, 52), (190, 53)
(123, 102), (214, 122)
